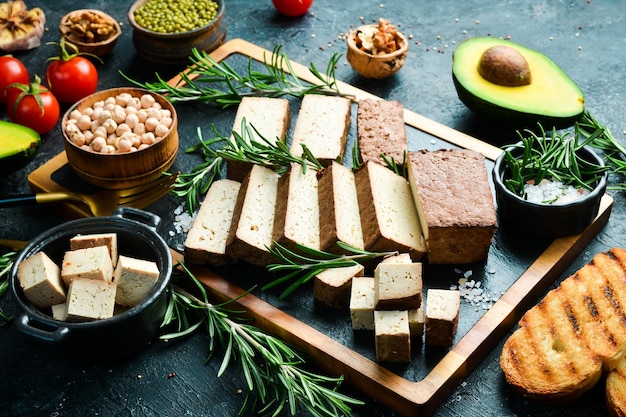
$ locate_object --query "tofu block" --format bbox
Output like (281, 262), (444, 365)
(61, 246), (113, 286)
(425, 289), (460, 347)
(349, 277), (376, 330)
(51, 303), (67, 321)
(226, 164), (281, 266)
(227, 97), (291, 181)
(185, 179), (241, 266)
(70, 233), (118, 267)
(65, 278), (117, 321)
(380, 253), (412, 265)
(357, 98), (407, 166)
(114, 255), (160, 307)
(374, 310), (411, 363)
(313, 263), (364, 308)
(272, 163), (320, 251)
(17, 251), (66, 308)
(317, 161), (365, 254)
(374, 262), (422, 310)
(408, 306), (425, 339)
(355, 161), (427, 260)
(290, 95), (351, 165)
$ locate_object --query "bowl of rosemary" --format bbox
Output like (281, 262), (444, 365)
(492, 125), (608, 238)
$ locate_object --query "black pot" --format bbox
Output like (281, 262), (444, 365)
(492, 145), (608, 238)
(10, 207), (172, 362)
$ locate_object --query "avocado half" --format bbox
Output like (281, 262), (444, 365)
(0, 120), (40, 174)
(452, 37), (584, 127)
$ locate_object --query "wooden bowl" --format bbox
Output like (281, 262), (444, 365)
(346, 24), (409, 79)
(127, 0), (226, 64)
(62, 88), (178, 190)
(59, 9), (122, 57)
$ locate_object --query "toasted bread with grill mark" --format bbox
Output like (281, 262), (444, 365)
(500, 247), (626, 403)
(607, 357), (626, 417)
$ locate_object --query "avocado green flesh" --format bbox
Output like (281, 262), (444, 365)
(452, 37), (584, 126)
(0, 120), (40, 173)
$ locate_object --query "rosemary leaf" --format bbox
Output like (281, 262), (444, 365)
(0, 251), (16, 328)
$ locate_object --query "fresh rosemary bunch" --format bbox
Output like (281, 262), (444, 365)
(161, 262), (364, 417)
(123, 45), (351, 107)
(0, 251), (16, 328)
(173, 119), (323, 213)
(263, 242), (398, 300)
(503, 123), (608, 197)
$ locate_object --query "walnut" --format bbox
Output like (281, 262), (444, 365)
(61, 10), (117, 44)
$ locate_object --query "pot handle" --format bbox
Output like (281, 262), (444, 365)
(15, 314), (70, 343)
(113, 207), (161, 230)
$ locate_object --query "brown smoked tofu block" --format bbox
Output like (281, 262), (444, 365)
(357, 98), (407, 166)
(289, 95), (351, 165)
(408, 149), (497, 264)
(225, 164), (280, 266)
(185, 179), (241, 266)
(317, 161), (365, 253)
(425, 289), (460, 347)
(374, 310), (411, 363)
(272, 163), (320, 252)
(374, 262), (422, 310)
(314, 263), (364, 308)
(355, 161), (427, 260)
(227, 97), (291, 181)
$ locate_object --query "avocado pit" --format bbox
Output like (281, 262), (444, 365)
(478, 45), (532, 87)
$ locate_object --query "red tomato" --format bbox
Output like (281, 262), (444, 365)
(7, 80), (60, 135)
(46, 56), (98, 103)
(0, 55), (29, 104)
(271, 0), (313, 16)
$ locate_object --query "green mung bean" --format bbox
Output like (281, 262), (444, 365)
(134, 0), (219, 34)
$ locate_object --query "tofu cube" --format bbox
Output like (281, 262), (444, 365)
(70, 233), (118, 267)
(61, 246), (114, 286)
(65, 278), (117, 321)
(374, 262), (422, 310)
(313, 263), (364, 308)
(17, 251), (66, 308)
(349, 277), (376, 330)
(408, 306), (425, 339)
(374, 310), (411, 362)
(51, 303), (67, 321)
(114, 255), (160, 307)
(425, 289), (460, 347)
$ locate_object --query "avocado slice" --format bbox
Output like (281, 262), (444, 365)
(452, 37), (584, 127)
(0, 119), (40, 174)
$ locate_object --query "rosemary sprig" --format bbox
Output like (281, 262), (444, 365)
(122, 45), (351, 107)
(0, 251), (16, 328)
(174, 118), (323, 213)
(503, 123), (608, 197)
(161, 262), (364, 417)
(263, 242), (398, 300)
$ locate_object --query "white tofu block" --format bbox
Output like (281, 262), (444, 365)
(185, 179), (241, 266)
(380, 253), (412, 264)
(51, 303), (67, 321)
(425, 289), (460, 347)
(374, 262), (422, 310)
(313, 263), (364, 308)
(61, 246), (113, 286)
(374, 310), (411, 363)
(17, 251), (66, 309)
(70, 233), (118, 267)
(65, 278), (117, 321)
(114, 255), (160, 307)
(349, 277), (376, 330)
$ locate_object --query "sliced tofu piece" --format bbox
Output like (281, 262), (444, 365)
(374, 262), (422, 310)
(374, 310), (411, 363)
(17, 251), (66, 309)
(70, 232), (118, 267)
(425, 289), (460, 347)
(113, 255), (160, 308)
(313, 263), (364, 308)
(65, 278), (117, 321)
(185, 179), (241, 266)
(408, 306), (425, 339)
(51, 303), (67, 321)
(61, 246), (113, 286)
(349, 277), (376, 330)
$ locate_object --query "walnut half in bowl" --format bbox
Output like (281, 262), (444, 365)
(59, 9), (122, 57)
(346, 19), (409, 79)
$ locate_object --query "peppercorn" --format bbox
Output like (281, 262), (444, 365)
(133, 0), (219, 34)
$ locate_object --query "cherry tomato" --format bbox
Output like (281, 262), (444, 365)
(46, 39), (99, 103)
(271, 0), (313, 17)
(7, 77), (60, 135)
(0, 55), (29, 104)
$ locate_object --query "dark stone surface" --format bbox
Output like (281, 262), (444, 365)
(1, 1), (625, 416)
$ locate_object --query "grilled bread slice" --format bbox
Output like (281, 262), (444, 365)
(607, 357), (626, 417)
(500, 247), (626, 402)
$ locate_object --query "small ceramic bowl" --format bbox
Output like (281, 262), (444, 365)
(61, 87), (179, 190)
(10, 208), (172, 361)
(492, 145), (607, 238)
(127, 0), (226, 64)
(346, 23), (409, 79)
(59, 9), (122, 57)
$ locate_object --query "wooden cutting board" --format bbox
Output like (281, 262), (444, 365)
(167, 39), (614, 416)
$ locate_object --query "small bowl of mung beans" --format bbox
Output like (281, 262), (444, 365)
(128, 0), (226, 64)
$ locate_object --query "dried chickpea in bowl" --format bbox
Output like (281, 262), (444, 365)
(62, 88), (179, 190)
